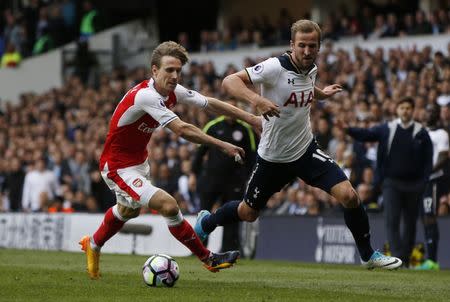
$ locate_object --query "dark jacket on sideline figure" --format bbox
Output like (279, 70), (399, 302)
(347, 119), (433, 187)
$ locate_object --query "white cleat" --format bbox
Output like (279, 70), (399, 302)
(365, 251), (402, 270)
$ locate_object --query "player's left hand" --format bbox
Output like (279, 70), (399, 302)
(322, 84), (343, 97)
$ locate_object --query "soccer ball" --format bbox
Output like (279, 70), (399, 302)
(142, 254), (180, 287)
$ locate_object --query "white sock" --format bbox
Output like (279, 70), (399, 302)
(90, 237), (100, 252)
(163, 210), (184, 226)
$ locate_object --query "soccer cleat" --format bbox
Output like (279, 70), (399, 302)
(414, 259), (440, 271)
(79, 235), (100, 279)
(365, 251), (402, 270)
(203, 250), (240, 273)
(194, 210), (211, 243)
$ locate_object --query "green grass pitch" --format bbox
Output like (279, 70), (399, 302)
(1, 249), (449, 301)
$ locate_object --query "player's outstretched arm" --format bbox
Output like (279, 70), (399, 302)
(314, 84), (343, 100)
(167, 118), (245, 163)
(205, 97), (262, 133)
(222, 70), (280, 121)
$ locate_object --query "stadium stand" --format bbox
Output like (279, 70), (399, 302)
(0, 2), (449, 227)
(0, 36), (449, 217)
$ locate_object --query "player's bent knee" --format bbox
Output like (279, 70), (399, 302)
(157, 195), (179, 217)
(160, 202), (179, 217)
(238, 202), (259, 222)
(332, 182), (358, 208)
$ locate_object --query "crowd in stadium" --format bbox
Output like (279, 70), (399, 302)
(1, 0), (102, 67)
(1, 0), (450, 65)
(1, 36), (449, 216)
(0, 1), (450, 216)
(191, 7), (450, 52)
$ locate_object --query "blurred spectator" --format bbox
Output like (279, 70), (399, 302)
(154, 163), (178, 195)
(177, 32), (191, 52)
(177, 160), (200, 214)
(437, 79), (450, 106)
(368, 14), (387, 39)
(61, 0), (76, 38)
(79, 0), (102, 39)
(66, 39), (98, 85)
(21, 158), (60, 212)
(3, 158), (25, 212)
(382, 13), (399, 37)
(357, 183), (378, 211)
(315, 117), (333, 151)
(32, 27), (54, 55)
(1, 42), (21, 67)
(413, 10), (432, 35)
(400, 13), (415, 36)
(264, 191), (288, 215)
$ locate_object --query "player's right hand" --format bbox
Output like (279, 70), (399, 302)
(221, 142), (245, 164)
(255, 97), (280, 121)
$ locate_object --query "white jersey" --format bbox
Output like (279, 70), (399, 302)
(428, 127), (449, 180)
(246, 53), (316, 162)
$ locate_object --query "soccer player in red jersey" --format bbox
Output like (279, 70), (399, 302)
(79, 41), (261, 279)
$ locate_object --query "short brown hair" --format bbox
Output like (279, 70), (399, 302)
(150, 41), (189, 68)
(397, 96), (415, 108)
(291, 19), (322, 45)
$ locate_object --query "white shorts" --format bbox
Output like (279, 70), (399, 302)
(101, 160), (159, 209)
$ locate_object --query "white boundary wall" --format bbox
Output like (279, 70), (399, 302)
(0, 213), (223, 256)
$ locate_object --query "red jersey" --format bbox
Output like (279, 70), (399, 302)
(100, 78), (208, 171)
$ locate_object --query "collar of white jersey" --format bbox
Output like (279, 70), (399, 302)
(284, 51), (317, 76)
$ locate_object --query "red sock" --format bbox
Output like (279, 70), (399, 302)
(93, 207), (125, 247)
(168, 219), (210, 261)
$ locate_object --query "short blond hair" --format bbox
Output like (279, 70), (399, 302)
(291, 19), (322, 45)
(150, 41), (189, 68)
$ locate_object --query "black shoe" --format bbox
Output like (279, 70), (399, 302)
(203, 250), (240, 272)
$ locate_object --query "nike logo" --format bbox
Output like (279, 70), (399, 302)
(381, 259), (400, 267)
(183, 235), (196, 243)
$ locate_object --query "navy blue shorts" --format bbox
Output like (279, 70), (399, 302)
(243, 139), (348, 210)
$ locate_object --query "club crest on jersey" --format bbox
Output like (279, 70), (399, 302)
(132, 178), (143, 187)
(252, 64), (264, 74)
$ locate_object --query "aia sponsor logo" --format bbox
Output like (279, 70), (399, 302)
(283, 91), (314, 107)
(132, 178), (143, 187)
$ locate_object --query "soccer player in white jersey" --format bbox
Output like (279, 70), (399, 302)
(79, 41), (262, 279)
(195, 19), (402, 270)
(416, 105), (449, 270)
